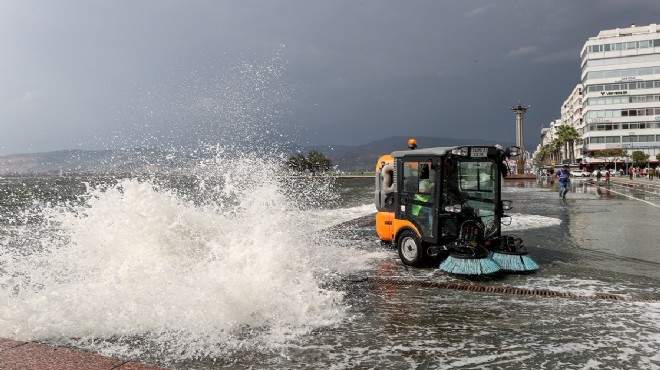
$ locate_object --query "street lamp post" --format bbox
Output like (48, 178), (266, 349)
(629, 131), (635, 175)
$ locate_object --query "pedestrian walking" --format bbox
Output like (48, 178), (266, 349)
(556, 165), (570, 199)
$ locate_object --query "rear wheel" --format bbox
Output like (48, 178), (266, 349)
(397, 230), (427, 267)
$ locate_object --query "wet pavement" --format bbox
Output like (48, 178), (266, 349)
(0, 338), (167, 370)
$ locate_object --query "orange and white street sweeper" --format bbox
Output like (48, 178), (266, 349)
(374, 139), (539, 275)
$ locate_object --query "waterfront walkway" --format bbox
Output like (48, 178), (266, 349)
(0, 338), (167, 370)
(549, 173), (660, 191)
(591, 174), (660, 192)
(611, 174), (660, 185)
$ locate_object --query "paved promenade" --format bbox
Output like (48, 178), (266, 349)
(0, 338), (168, 370)
(590, 173), (660, 193)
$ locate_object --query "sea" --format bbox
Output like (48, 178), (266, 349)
(0, 160), (658, 370)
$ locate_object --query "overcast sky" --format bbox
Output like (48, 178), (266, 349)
(2, 1), (660, 156)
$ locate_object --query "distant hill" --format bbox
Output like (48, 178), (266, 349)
(0, 148), (198, 175)
(0, 136), (513, 175)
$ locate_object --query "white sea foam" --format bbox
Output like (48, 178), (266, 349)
(0, 51), (391, 361)
(502, 212), (561, 231)
(302, 203), (375, 232)
(0, 154), (381, 360)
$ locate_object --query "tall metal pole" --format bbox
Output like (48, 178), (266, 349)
(509, 103), (530, 175)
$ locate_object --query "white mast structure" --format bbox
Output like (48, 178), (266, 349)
(509, 103), (530, 174)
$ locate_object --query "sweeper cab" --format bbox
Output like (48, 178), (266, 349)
(374, 139), (539, 275)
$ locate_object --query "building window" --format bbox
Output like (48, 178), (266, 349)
(587, 77), (660, 92)
(587, 96), (635, 105)
(588, 71), (603, 79)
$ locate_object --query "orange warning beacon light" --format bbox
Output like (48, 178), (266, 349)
(407, 138), (417, 150)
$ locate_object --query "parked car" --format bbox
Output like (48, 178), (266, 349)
(570, 170), (590, 177)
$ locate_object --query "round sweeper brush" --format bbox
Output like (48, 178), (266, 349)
(490, 235), (539, 273)
(439, 220), (501, 276)
(439, 245), (501, 275)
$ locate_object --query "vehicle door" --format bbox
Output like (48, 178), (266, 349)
(437, 158), (464, 242)
(396, 158), (438, 243)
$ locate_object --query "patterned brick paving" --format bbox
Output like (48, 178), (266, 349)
(0, 338), (168, 370)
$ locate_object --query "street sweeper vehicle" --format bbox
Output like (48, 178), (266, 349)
(374, 139), (539, 276)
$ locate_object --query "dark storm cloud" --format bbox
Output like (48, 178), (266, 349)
(1, 0), (660, 155)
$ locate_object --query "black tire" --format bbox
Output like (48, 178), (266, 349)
(397, 229), (427, 267)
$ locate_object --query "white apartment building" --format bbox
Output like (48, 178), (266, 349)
(581, 23), (660, 167)
(560, 83), (584, 162)
(535, 119), (560, 166)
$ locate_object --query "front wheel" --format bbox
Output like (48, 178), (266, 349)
(397, 230), (427, 267)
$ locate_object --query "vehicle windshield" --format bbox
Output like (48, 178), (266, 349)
(447, 158), (500, 237)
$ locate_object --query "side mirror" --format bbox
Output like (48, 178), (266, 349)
(502, 200), (513, 210)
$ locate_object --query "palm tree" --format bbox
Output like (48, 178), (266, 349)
(556, 124), (581, 164)
(534, 146), (548, 167)
(538, 144), (553, 166)
(550, 138), (563, 164)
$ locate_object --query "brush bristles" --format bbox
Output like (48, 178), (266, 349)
(491, 253), (540, 272)
(439, 255), (501, 275)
